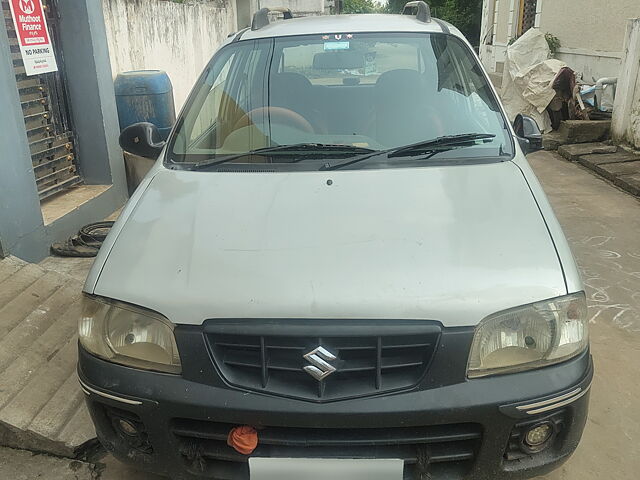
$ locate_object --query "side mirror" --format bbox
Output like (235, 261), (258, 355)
(513, 114), (543, 154)
(119, 122), (166, 159)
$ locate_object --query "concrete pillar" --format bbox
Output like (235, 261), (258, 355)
(492, 0), (500, 45)
(507, 0), (517, 41)
(479, 0), (495, 46)
(56, 0), (126, 187)
(534, 0), (542, 28)
(612, 18), (640, 149)
(0, 16), (47, 259)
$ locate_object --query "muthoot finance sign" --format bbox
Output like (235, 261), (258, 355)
(9, 0), (58, 75)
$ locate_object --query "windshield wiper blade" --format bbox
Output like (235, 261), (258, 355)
(186, 143), (376, 170)
(387, 133), (496, 158)
(321, 133), (496, 171)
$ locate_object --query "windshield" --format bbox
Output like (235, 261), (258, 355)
(168, 32), (512, 169)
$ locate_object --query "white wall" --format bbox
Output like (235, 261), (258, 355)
(102, 0), (237, 111)
(612, 18), (640, 149)
(479, 0), (640, 80)
(554, 50), (623, 84)
(539, 0), (640, 81)
(539, 0), (640, 54)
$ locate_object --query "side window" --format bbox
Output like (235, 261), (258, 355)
(236, 48), (266, 114)
(188, 53), (236, 145)
(176, 40), (270, 152)
(430, 36), (502, 134)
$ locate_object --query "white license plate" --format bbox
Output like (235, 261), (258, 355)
(249, 458), (403, 480)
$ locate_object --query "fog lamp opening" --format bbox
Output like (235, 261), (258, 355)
(104, 406), (153, 454)
(117, 418), (139, 436)
(522, 421), (555, 453)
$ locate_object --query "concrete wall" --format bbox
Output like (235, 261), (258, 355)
(237, 0), (327, 29)
(612, 18), (640, 149)
(480, 0), (640, 80)
(102, 0), (237, 112)
(261, 0), (325, 16)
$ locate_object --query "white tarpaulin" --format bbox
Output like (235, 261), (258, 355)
(500, 29), (566, 133)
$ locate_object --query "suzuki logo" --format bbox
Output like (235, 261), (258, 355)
(303, 346), (337, 381)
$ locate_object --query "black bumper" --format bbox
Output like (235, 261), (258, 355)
(78, 344), (592, 480)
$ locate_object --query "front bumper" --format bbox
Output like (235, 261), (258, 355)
(78, 345), (592, 480)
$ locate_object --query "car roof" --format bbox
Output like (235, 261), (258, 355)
(238, 14), (462, 41)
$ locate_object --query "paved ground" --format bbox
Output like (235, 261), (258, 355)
(0, 447), (99, 480)
(1, 151), (638, 479)
(530, 151), (640, 480)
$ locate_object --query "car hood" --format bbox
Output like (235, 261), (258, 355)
(93, 161), (566, 327)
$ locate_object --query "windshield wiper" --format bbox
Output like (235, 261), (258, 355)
(387, 133), (497, 158)
(321, 133), (496, 171)
(185, 143), (377, 171)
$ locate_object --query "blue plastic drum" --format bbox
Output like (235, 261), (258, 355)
(114, 70), (175, 140)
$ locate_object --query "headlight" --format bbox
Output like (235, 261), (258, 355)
(467, 293), (588, 378)
(79, 295), (181, 374)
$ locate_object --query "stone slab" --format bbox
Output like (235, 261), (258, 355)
(558, 120), (611, 144)
(576, 151), (640, 198)
(579, 152), (640, 168)
(0, 256), (24, 283)
(0, 271), (67, 337)
(0, 264), (46, 308)
(557, 143), (617, 162)
(613, 174), (640, 197)
(594, 160), (640, 182)
(542, 132), (565, 151)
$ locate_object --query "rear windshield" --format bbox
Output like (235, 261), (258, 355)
(168, 32), (512, 169)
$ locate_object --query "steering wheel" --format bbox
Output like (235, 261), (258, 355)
(234, 107), (315, 134)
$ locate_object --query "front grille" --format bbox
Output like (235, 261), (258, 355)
(205, 321), (441, 401)
(172, 419), (482, 479)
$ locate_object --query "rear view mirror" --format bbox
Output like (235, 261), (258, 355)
(513, 114), (543, 154)
(313, 51), (365, 70)
(119, 122), (166, 159)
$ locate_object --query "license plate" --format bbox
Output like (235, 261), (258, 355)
(249, 458), (403, 480)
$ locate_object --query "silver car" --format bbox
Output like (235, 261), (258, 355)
(79, 5), (592, 479)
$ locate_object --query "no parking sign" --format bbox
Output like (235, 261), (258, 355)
(8, 0), (58, 76)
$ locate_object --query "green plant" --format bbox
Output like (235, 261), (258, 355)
(385, 0), (482, 44)
(545, 33), (561, 56)
(342, 0), (383, 14)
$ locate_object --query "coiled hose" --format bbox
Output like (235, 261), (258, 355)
(50, 221), (115, 257)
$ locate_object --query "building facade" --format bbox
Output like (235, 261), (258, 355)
(479, 0), (640, 82)
(0, 0), (128, 262)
